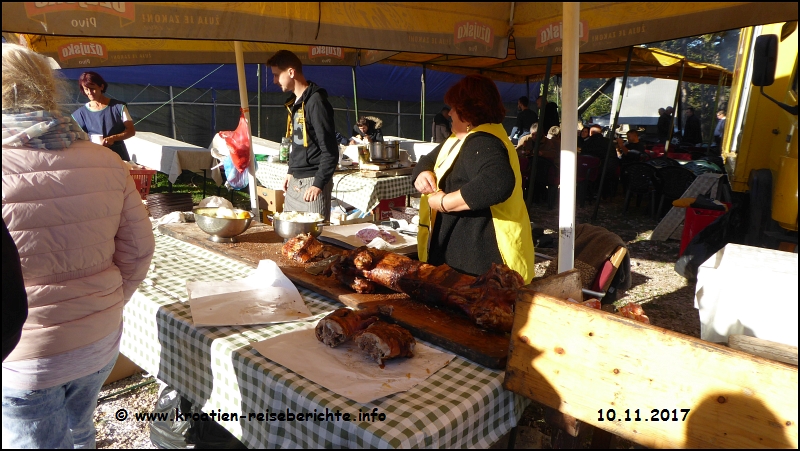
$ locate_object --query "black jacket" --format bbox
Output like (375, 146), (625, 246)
(512, 108), (538, 137)
(284, 82), (339, 189)
(657, 113), (672, 141)
(431, 112), (452, 143)
(2, 219), (28, 361)
(412, 133), (515, 276)
(683, 114), (703, 145)
(351, 116), (384, 142)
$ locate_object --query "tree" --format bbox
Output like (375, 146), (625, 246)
(645, 30), (739, 143)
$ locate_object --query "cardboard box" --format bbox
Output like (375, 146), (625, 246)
(256, 187), (284, 213)
(104, 353), (143, 385)
(373, 195), (407, 221)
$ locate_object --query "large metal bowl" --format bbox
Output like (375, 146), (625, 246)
(193, 207), (253, 243)
(271, 217), (327, 241)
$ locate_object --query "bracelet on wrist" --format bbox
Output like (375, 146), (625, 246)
(439, 193), (448, 213)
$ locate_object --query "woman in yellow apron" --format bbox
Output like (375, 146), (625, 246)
(411, 75), (535, 283)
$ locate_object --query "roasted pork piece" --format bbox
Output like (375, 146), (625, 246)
(281, 233), (324, 263)
(617, 302), (650, 324)
(355, 321), (415, 366)
(315, 305), (393, 347)
(331, 247), (523, 333)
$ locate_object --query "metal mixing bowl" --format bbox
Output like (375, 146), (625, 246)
(271, 216), (327, 241)
(193, 207), (253, 243)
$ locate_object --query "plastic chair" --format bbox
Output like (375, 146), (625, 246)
(621, 163), (659, 218)
(683, 160), (723, 176)
(532, 157), (557, 208)
(576, 155), (600, 207)
(646, 156), (681, 169)
(656, 166), (697, 217)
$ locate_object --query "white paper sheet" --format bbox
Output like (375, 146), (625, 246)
(252, 325), (454, 404)
(187, 260), (312, 326)
(319, 223), (417, 255)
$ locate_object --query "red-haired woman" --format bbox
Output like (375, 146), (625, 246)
(72, 71), (135, 161)
(411, 74), (535, 282)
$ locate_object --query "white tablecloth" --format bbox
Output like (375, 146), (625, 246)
(256, 161), (415, 214)
(126, 132), (215, 184)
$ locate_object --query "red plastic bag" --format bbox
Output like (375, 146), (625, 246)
(218, 109), (251, 172)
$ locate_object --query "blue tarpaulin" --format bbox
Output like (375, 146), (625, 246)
(59, 63), (537, 103)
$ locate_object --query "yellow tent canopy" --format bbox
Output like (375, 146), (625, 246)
(369, 42), (733, 86)
(2, 2), (796, 59)
(3, 33), (366, 68)
(6, 32), (732, 87)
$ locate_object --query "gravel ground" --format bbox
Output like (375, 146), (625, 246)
(93, 192), (699, 449)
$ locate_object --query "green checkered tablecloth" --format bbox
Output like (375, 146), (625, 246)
(255, 161), (415, 214)
(122, 233), (527, 448)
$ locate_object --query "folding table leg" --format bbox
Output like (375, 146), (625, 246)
(202, 170), (207, 199)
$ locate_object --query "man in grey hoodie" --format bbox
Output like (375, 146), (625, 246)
(268, 50), (339, 220)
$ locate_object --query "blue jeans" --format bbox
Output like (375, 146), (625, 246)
(2, 354), (117, 449)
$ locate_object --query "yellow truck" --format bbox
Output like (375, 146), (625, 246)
(722, 21), (798, 248)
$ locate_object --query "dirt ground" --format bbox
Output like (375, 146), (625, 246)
(93, 191), (700, 449)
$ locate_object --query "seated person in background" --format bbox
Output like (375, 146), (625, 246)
(350, 115), (383, 144)
(431, 106), (452, 143)
(582, 125), (618, 199)
(577, 124), (591, 150)
(515, 123), (538, 156)
(616, 129), (644, 165)
(580, 125), (610, 159)
(509, 96), (538, 142)
(538, 126), (562, 163)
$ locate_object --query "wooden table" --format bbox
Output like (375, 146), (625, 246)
(126, 132), (215, 189)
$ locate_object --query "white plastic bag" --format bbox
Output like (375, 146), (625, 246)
(198, 196), (234, 209)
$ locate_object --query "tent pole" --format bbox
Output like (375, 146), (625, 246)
(577, 77), (615, 118)
(257, 64), (262, 138)
(707, 72), (724, 148)
(169, 86), (177, 139)
(591, 46), (633, 221)
(666, 60), (685, 152)
(397, 100), (402, 137)
(525, 57), (552, 209)
(234, 41), (258, 218)
(526, 76), (530, 99)
(422, 65), (427, 142)
(211, 88), (217, 142)
(558, 2), (580, 274)
(352, 67), (359, 122)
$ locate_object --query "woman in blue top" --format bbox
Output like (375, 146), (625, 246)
(72, 71), (135, 161)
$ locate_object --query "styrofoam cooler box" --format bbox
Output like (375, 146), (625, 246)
(694, 243), (798, 346)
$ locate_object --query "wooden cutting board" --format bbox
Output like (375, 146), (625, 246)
(158, 222), (514, 368)
(359, 167), (415, 178)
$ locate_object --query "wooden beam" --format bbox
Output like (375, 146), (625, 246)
(504, 291), (798, 448)
(729, 335), (798, 366)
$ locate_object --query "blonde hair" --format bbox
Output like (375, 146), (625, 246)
(2, 43), (66, 112)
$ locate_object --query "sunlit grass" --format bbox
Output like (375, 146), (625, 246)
(147, 170), (250, 207)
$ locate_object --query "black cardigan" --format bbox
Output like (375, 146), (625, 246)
(412, 133), (516, 276)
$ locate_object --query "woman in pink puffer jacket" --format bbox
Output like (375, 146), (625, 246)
(1, 43), (155, 448)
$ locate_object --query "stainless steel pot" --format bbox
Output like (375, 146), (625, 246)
(369, 141), (385, 161)
(384, 141), (399, 162)
(270, 216), (330, 240)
